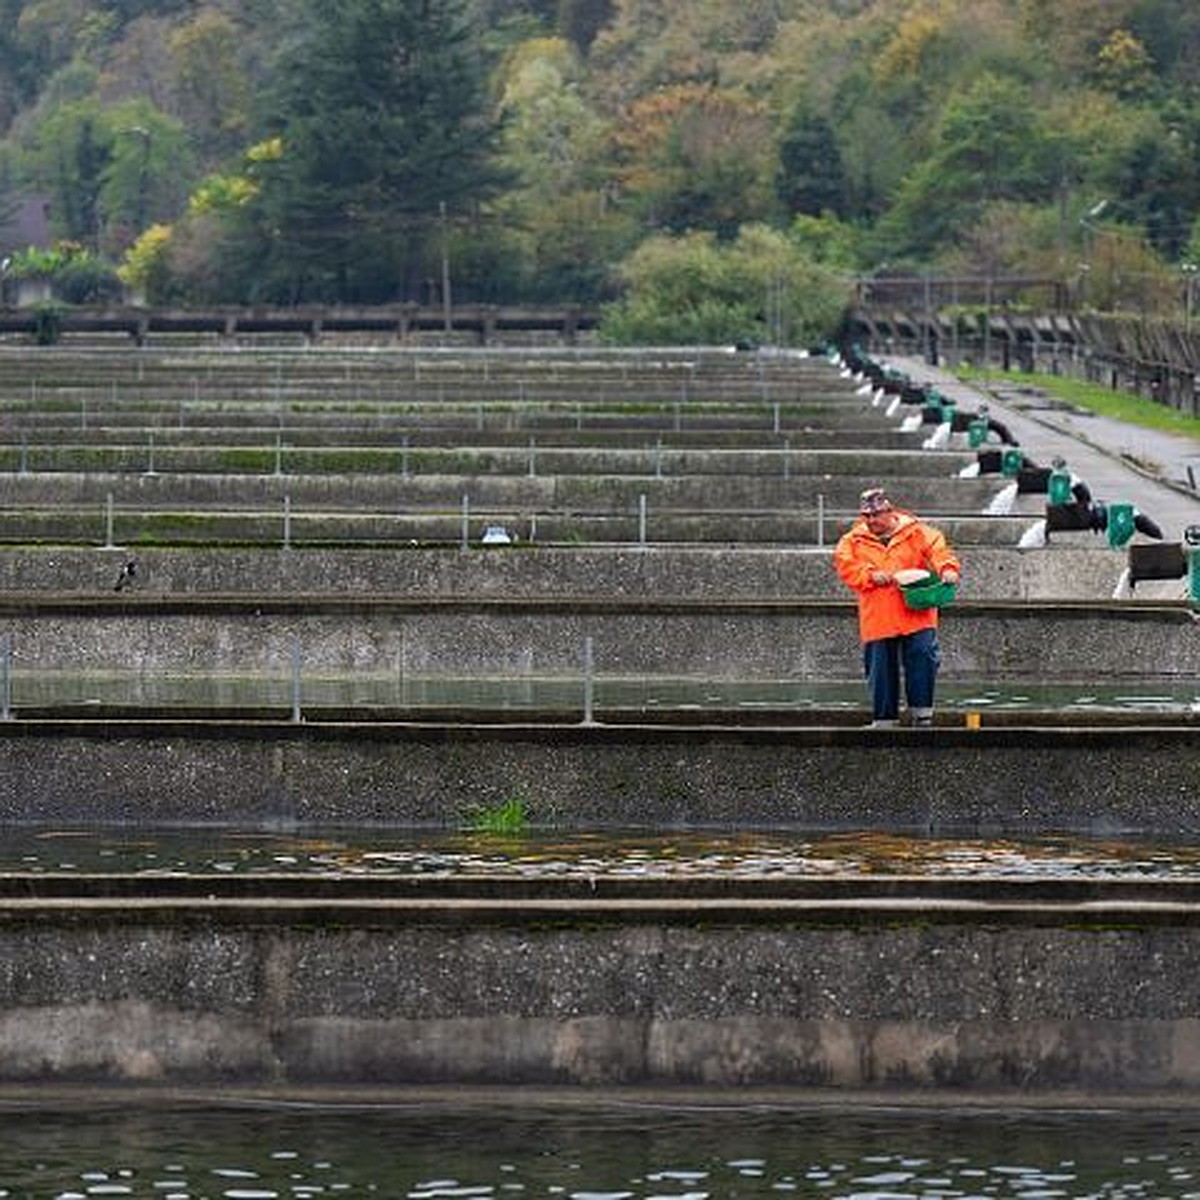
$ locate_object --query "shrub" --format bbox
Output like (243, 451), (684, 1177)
(599, 224), (852, 346)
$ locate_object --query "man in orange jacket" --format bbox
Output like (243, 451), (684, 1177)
(833, 487), (961, 727)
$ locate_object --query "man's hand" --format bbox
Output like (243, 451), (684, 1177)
(940, 568), (960, 584)
(870, 570), (892, 586)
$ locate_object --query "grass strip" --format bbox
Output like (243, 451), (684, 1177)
(955, 368), (1200, 439)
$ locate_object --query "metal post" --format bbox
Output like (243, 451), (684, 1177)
(638, 493), (647, 546)
(400, 434), (409, 478)
(18, 437), (27, 476)
(461, 494), (470, 551)
(1, 633), (11, 721)
(773, 402), (781, 435)
(283, 493), (292, 550)
(104, 493), (115, 549)
(581, 635), (595, 726)
(439, 199), (452, 334)
(528, 437), (536, 478)
(923, 271), (935, 365)
(951, 277), (960, 364)
(274, 431), (283, 477)
(817, 493), (826, 547)
(655, 439), (663, 479)
(782, 438), (791, 481)
(399, 630), (408, 707)
(983, 277), (993, 367)
(145, 432), (156, 476)
(290, 634), (303, 723)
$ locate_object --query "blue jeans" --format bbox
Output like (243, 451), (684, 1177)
(862, 628), (941, 720)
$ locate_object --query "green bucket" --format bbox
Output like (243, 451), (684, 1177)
(901, 577), (957, 610)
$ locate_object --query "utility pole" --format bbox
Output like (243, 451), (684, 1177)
(440, 201), (451, 334)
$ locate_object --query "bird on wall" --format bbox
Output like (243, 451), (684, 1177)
(113, 559), (138, 592)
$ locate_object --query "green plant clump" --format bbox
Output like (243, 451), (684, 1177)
(467, 793), (528, 836)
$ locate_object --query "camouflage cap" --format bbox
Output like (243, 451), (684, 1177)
(859, 487), (892, 515)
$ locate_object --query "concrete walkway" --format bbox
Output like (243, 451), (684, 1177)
(885, 356), (1200, 543)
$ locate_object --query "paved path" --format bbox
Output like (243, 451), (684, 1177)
(885, 357), (1200, 543)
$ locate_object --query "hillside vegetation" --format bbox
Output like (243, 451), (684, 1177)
(1, 0), (1199, 343)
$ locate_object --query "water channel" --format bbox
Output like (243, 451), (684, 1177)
(0, 1100), (1197, 1198)
(7, 827), (1200, 880)
(5, 672), (1198, 716)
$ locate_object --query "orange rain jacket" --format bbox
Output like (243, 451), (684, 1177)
(833, 510), (961, 643)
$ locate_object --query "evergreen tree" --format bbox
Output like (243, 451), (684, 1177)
(776, 102), (848, 219)
(248, 0), (500, 303)
(556, 0), (614, 53)
(33, 102), (107, 247)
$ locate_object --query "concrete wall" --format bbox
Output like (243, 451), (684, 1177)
(0, 595), (1193, 679)
(0, 469), (1000, 512)
(1, 885), (1200, 1092)
(0, 543), (1159, 600)
(0, 721), (1195, 833)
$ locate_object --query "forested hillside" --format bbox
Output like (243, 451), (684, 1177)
(1, 0), (1199, 343)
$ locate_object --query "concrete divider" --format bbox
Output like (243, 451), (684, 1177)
(1, 444), (978, 477)
(0, 595), (1192, 679)
(0, 718), (1195, 831)
(0, 501), (1032, 548)
(0, 873), (1199, 1090)
(5, 424), (929, 449)
(0, 466), (994, 510)
(0, 543), (1148, 598)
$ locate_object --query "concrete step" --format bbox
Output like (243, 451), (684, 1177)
(0, 715), (1195, 834)
(0, 470), (1005, 513)
(0, 444), (977, 477)
(0, 544), (1170, 600)
(0, 595), (1192, 681)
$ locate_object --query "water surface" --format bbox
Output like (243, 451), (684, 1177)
(6, 672), (1199, 715)
(0, 1102), (1197, 1198)
(9, 828), (1200, 881)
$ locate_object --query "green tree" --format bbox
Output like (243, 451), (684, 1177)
(877, 71), (1061, 260)
(167, 10), (253, 159)
(556, 0), (614, 52)
(612, 83), (776, 239)
(244, 0), (501, 303)
(1097, 109), (1200, 260)
(491, 35), (630, 300)
(14, 0), (95, 83)
(0, 144), (18, 238)
(1094, 28), (1155, 99)
(0, 0), (33, 128)
(775, 99), (848, 218)
(600, 224), (850, 347)
(23, 96), (187, 253)
(139, 136), (282, 303)
(97, 102), (190, 254)
(27, 99), (107, 245)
